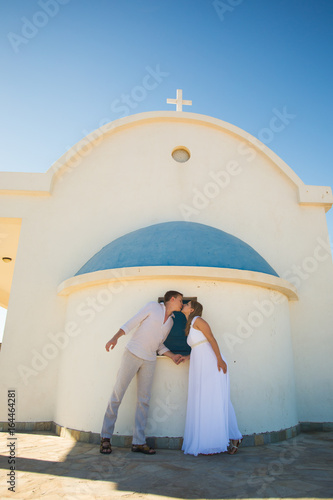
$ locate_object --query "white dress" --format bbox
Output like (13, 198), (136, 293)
(182, 317), (242, 456)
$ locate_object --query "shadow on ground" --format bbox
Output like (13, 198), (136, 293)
(0, 431), (332, 499)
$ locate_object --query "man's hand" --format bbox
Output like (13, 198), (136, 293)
(105, 329), (125, 352)
(105, 337), (118, 351)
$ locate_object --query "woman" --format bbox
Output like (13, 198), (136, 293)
(181, 300), (242, 456)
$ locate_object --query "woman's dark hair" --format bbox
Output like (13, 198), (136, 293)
(185, 300), (203, 336)
(164, 290), (183, 303)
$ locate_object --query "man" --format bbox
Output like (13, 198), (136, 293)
(100, 290), (184, 454)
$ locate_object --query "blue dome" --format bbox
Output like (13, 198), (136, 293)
(76, 222), (278, 277)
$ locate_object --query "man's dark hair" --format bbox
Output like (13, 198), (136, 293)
(164, 290), (183, 303)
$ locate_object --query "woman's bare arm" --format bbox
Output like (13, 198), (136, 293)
(193, 318), (227, 373)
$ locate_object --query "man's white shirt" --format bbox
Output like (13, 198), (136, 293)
(121, 301), (173, 361)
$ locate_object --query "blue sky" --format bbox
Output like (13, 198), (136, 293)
(0, 0), (332, 338)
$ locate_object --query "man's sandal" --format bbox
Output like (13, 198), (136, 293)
(100, 438), (112, 454)
(131, 444), (156, 455)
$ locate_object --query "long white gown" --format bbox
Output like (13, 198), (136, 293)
(182, 317), (243, 456)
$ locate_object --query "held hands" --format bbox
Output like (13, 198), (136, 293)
(172, 354), (190, 365)
(163, 351), (187, 364)
(172, 354), (184, 365)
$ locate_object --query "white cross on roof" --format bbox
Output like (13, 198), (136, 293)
(167, 89), (192, 112)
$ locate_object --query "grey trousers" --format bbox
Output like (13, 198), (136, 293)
(101, 348), (156, 444)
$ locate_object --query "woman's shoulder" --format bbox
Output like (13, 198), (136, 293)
(192, 316), (209, 329)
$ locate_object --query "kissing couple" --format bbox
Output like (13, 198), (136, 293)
(100, 290), (242, 456)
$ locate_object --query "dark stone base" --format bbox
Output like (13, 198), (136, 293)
(300, 421), (333, 432)
(4, 421), (332, 448)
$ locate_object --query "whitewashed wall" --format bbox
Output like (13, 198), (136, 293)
(0, 111), (332, 433)
(55, 279), (297, 436)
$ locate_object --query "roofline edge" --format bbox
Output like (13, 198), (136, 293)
(57, 266), (299, 301)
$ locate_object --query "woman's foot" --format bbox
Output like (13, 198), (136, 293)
(100, 437), (112, 454)
(227, 439), (242, 455)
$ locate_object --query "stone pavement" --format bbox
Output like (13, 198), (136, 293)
(0, 431), (332, 499)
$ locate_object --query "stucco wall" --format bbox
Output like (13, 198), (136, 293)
(55, 279), (297, 436)
(0, 112), (332, 433)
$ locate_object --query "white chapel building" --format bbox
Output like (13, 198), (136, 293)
(0, 91), (332, 446)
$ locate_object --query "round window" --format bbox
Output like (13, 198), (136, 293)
(172, 147), (190, 163)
